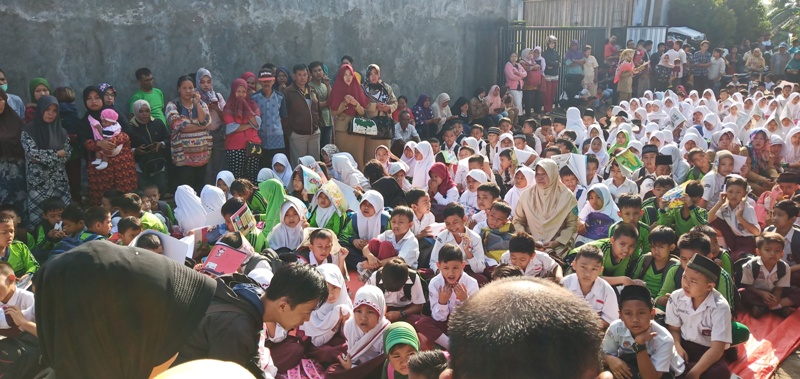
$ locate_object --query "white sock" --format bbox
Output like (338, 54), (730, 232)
(435, 334), (450, 350)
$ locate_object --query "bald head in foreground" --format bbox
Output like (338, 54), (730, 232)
(441, 277), (610, 379)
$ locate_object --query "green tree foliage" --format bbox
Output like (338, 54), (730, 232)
(668, 0), (736, 45)
(769, 1), (800, 36)
(728, 0), (770, 41)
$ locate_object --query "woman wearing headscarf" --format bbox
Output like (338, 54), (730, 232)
(742, 128), (777, 195)
(79, 86), (138, 206)
(431, 93), (457, 137)
(512, 159), (579, 259)
(166, 75), (212, 194)
(128, 99), (170, 196)
(34, 241), (216, 379)
(196, 68), (228, 185)
(615, 49), (636, 102)
(362, 64), (397, 166)
(330, 64), (371, 169)
(97, 83), (129, 129)
(241, 71), (258, 96)
(0, 89), (27, 213)
(21, 96), (70, 227)
(450, 96), (471, 125)
(654, 54), (673, 92)
(274, 67), (292, 93)
(542, 36), (561, 113)
(53, 87), (84, 203)
(411, 94), (439, 140)
(785, 51), (800, 83)
(223, 79), (262, 184)
(24, 77), (50, 123)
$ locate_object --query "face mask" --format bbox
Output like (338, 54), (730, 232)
(0, 84), (7, 92)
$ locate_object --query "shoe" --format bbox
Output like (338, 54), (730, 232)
(91, 158), (102, 165)
(95, 161), (108, 170)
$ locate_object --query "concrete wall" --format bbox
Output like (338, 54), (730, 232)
(0, 0), (512, 110)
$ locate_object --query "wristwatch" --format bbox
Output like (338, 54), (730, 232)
(631, 342), (647, 354)
(400, 310), (407, 319)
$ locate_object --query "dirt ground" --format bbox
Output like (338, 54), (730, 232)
(774, 349), (800, 378)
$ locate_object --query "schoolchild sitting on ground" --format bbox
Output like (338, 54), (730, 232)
(229, 178), (268, 220)
(708, 175), (761, 261)
(135, 233), (163, 254)
(0, 260), (38, 378)
(559, 165), (588, 211)
(700, 150), (736, 210)
(610, 193), (651, 256)
(691, 225), (733, 275)
(359, 206), (420, 281)
(0, 215), (38, 280)
(143, 182), (177, 227)
(295, 229), (349, 277)
(341, 190), (390, 269)
(503, 166), (535, 211)
(415, 244), (479, 350)
(60, 204), (86, 240)
(429, 203), (489, 285)
(765, 200), (800, 285)
(0, 206), (33, 248)
(101, 189), (124, 234)
(459, 169), (488, 218)
(737, 232), (798, 318)
(641, 176), (676, 226)
(117, 193), (167, 234)
(298, 264), (352, 352)
(561, 244), (620, 329)
(48, 206), (110, 261)
(500, 231), (562, 281)
(640, 154), (673, 201)
(604, 160), (639, 201)
(255, 178), (287, 233)
(380, 322), (420, 379)
(631, 225), (680, 297)
(568, 222), (642, 287)
(685, 148), (713, 181)
(656, 180), (708, 236)
(309, 181), (347, 235)
(407, 189), (435, 269)
(577, 183), (621, 243)
(603, 285), (685, 379)
(756, 172), (800, 228)
(267, 197), (308, 252)
(427, 162), (459, 207)
(665, 254), (733, 379)
(490, 263), (524, 280)
(469, 182), (501, 231)
(30, 197), (65, 259)
(476, 201), (515, 263)
(117, 216), (142, 246)
(367, 257), (427, 323)
(219, 197), (262, 251)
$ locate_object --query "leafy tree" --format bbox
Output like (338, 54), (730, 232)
(769, 0), (800, 36)
(728, 0), (770, 42)
(668, 0), (737, 45)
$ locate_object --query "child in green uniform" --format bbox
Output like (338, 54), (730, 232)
(691, 225), (733, 276)
(656, 180), (707, 236)
(567, 223), (641, 287)
(309, 182), (347, 235)
(30, 197), (66, 260)
(0, 205), (34, 248)
(631, 226), (680, 297)
(0, 215), (39, 279)
(641, 176), (675, 226)
(230, 178), (268, 220)
(610, 194), (650, 256)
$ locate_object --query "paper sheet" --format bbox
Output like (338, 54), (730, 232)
(129, 230), (193, 264)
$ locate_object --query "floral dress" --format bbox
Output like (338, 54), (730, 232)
(21, 131), (71, 228)
(85, 132), (138, 205)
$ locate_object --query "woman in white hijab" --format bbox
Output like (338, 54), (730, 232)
(267, 197), (307, 251)
(503, 166), (535, 211)
(332, 154), (371, 190)
(300, 264), (353, 347)
(430, 93), (453, 134)
(271, 153), (293, 188)
(174, 185), (208, 234)
(411, 141), (434, 189)
(660, 144), (690, 184)
(200, 185), (226, 226)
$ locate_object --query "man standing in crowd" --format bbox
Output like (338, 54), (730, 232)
(128, 68), (167, 126)
(772, 42), (791, 83)
(282, 64), (321, 165)
(665, 40), (687, 87)
(0, 69), (25, 118)
(253, 67), (288, 168)
(693, 41), (712, 93)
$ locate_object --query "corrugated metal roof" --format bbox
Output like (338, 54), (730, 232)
(523, 0), (633, 29)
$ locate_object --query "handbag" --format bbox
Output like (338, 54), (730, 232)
(246, 141), (262, 157)
(348, 117), (378, 136)
(138, 151), (166, 176)
(370, 115), (395, 140)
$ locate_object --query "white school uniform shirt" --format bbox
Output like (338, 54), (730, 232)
(430, 228), (487, 274)
(500, 251), (558, 278)
(471, 219), (488, 235)
(665, 289), (732, 348)
(740, 256), (791, 291)
(603, 178), (639, 202)
(561, 274), (619, 325)
(700, 172), (725, 210)
(433, 187), (460, 206)
(639, 177), (655, 198)
(377, 229), (420, 269)
(367, 271), (426, 308)
(0, 288), (35, 329)
(715, 201), (760, 237)
(412, 212), (435, 236)
(429, 272), (479, 322)
(307, 252), (339, 267)
(589, 175), (602, 186)
(602, 320), (685, 376)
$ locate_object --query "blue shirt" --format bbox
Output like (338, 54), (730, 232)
(252, 90), (288, 150)
(6, 92), (25, 119)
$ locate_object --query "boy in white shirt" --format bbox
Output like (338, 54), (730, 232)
(765, 200), (800, 285)
(604, 160), (639, 201)
(407, 189), (436, 271)
(561, 244), (619, 329)
(666, 254), (732, 379)
(501, 231), (562, 281)
(367, 257), (427, 323)
(603, 285), (685, 379)
(430, 203), (489, 285)
(0, 260), (36, 338)
(469, 182), (501, 232)
(359, 206), (420, 280)
(708, 175), (760, 261)
(414, 244), (479, 350)
(739, 232), (797, 318)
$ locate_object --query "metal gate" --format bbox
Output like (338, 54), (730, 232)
(498, 25), (609, 110)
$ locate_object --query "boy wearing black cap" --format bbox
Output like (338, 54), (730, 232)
(484, 127), (501, 165)
(639, 155), (672, 202)
(635, 144), (659, 196)
(666, 253), (732, 379)
(552, 116), (567, 136)
(603, 285), (685, 379)
(582, 108), (596, 127)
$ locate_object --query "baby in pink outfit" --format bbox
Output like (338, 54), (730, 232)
(89, 108), (123, 170)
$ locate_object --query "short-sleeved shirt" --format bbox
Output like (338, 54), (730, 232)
(700, 172), (724, 209)
(500, 251), (558, 278)
(664, 49), (687, 77)
(251, 90), (287, 150)
(429, 273), (479, 322)
(129, 88), (167, 126)
(561, 273), (619, 324)
(715, 202), (760, 237)
(603, 320), (685, 375)
(740, 256), (791, 291)
(367, 271), (426, 308)
(377, 230), (420, 269)
(569, 239), (641, 278)
(393, 122), (419, 143)
(665, 289), (732, 347)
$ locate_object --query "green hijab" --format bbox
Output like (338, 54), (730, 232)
(258, 178), (287, 233)
(787, 53), (800, 71)
(28, 77), (51, 104)
(381, 322), (420, 379)
(607, 129), (631, 154)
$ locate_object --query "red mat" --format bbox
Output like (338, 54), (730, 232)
(729, 309), (800, 379)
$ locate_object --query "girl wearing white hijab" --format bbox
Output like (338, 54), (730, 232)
(256, 168), (278, 183)
(648, 130), (667, 149)
(400, 141), (417, 176)
(565, 107), (586, 146)
(648, 100), (667, 124)
(174, 185), (208, 234)
(639, 122), (659, 144)
(577, 183), (621, 242)
(702, 89), (718, 114)
(430, 93), (453, 134)
(700, 113), (722, 140)
(722, 102), (743, 124)
(680, 130), (709, 156)
(660, 145), (690, 184)
(782, 126), (800, 172)
(411, 141), (434, 189)
(388, 162), (412, 191)
(688, 90), (700, 106)
(503, 166), (535, 211)
(267, 197), (307, 251)
(342, 285), (390, 367)
(588, 136), (610, 169)
(300, 264), (353, 347)
(766, 99), (781, 119)
(215, 170), (235, 199)
(200, 185), (226, 226)
(357, 191), (386, 242)
(459, 169), (488, 213)
(333, 154), (370, 190)
(272, 153), (293, 188)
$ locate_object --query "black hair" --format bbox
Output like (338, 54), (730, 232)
(135, 67), (152, 80)
(117, 193), (143, 214)
(442, 203), (466, 219)
(617, 193), (642, 209)
(381, 258), (410, 292)
(118, 216), (143, 234)
(491, 263), (524, 280)
(575, 244), (604, 264)
(340, 55), (354, 64)
(84, 206), (110, 228)
(677, 231), (711, 256)
(262, 63), (277, 71)
(308, 61), (323, 71)
(490, 201), (512, 218)
(649, 225), (678, 246)
(683, 180), (703, 198)
(292, 64), (308, 74)
(559, 165), (577, 178)
(406, 188), (429, 207)
(657, 42), (666, 48)
(309, 228), (334, 244)
(140, 182), (159, 192)
(477, 182), (501, 199)
(438, 243), (464, 263)
(499, 149), (512, 160)
(408, 350), (449, 379)
(135, 234), (162, 251)
(611, 222), (639, 240)
(221, 197), (247, 218)
(523, 118), (539, 130)
(103, 189), (124, 203)
(556, 138), (575, 152)
(390, 206), (414, 223)
(562, 130), (577, 141)
(396, 95), (408, 104)
(460, 146), (475, 155)
(775, 199), (800, 218)
(644, 40), (653, 47)
(42, 197), (66, 213)
(508, 232), (536, 256)
(725, 176), (748, 191)
(429, 137), (440, 145)
(586, 156), (599, 169)
(758, 232), (786, 250)
(540, 116), (552, 126)
(176, 75), (194, 90)
(266, 263), (329, 308)
(468, 154), (485, 165)
(473, 87), (486, 98)
(448, 278), (602, 379)
(545, 147), (561, 156)
(230, 179), (257, 198)
(653, 175), (676, 189)
(219, 232), (243, 249)
(0, 204), (20, 219)
(619, 285), (654, 310)
(62, 204), (85, 223)
(363, 159), (389, 184)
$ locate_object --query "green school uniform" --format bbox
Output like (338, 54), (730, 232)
(308, 209), (345, 236)
(140, 212), (168, 234)
(656, 206), (708, 236)
(32, 224), (58, 253)
(567, 239), (641, 278)
(609, 220), (651, 256)
(631, 253), (680, 296)
(641, 196), (658, 226)
(2, 241), (39, 277)
(249, 191), (268, 220)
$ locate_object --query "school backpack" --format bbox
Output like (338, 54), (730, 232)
(375, 269), (431, 316)
(733, 255), (788, 289)
(47, 233), (105, 262)
(673, 264), (742, 315)
(634, 254), (679, 288)
(0, 332), (43, 379)
(244, 248), (294, 275)
(765, 225), (800, 264)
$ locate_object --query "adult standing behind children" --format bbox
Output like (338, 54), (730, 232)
(283, 64), (321, 166)
(0, 89), (27, 214)
(129, 67), (167, 126)
(329, 64), (370, 169)
(513, 159), (579, 258)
